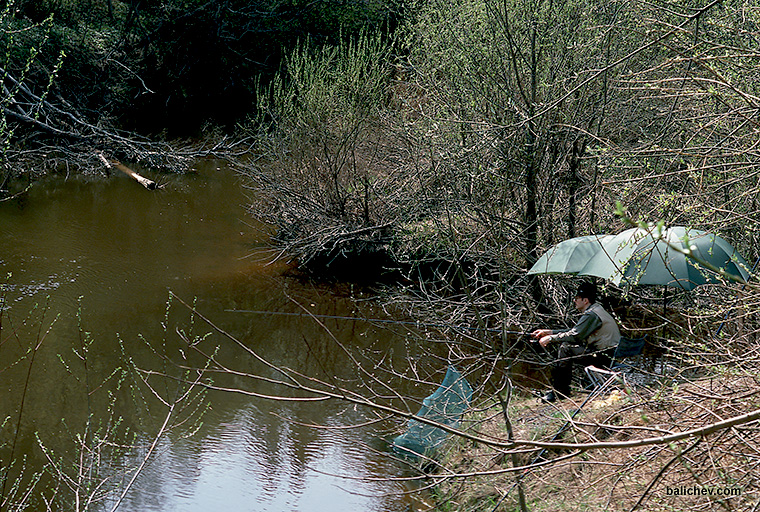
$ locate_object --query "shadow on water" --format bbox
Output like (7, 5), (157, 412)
(0, 162), (434, 511)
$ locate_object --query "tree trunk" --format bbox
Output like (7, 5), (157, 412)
(567, 138), (585, 238)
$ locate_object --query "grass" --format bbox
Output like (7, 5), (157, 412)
(425, 374), (760, 512)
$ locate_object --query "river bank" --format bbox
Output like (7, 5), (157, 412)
(430, 373), (759, 511)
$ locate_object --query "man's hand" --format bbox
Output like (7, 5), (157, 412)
(531, 329), (553, 348)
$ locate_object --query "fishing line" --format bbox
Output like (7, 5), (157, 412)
(225, 309), (531, 335)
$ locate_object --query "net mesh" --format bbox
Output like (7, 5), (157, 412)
(392, 366), (473, 459)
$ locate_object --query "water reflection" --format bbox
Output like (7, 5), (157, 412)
(0, 163), (422, 511)
(109, 401), (408, 512)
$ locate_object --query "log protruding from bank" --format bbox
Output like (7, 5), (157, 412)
(97, 152), (158, 190)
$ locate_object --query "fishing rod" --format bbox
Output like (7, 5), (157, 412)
(224, 309), (532, 335)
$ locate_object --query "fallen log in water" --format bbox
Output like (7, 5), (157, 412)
(113, 162), (158, 190)
(97, 152), (157, 190)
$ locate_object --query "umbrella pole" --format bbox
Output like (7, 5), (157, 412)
(661, 288), (669, 349)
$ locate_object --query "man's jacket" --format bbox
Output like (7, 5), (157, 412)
(549, 303), (620, 351)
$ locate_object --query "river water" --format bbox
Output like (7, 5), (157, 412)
(0, 162), (433, 511)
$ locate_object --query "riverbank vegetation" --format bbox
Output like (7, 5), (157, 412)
(1, 0), (401, 188)
(3, 0), (760, 510)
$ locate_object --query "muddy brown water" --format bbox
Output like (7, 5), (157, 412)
(0, 162), (434, 511)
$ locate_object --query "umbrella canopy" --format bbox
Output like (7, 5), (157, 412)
(576, 226), (750, 290)
(527, 234), (615, 275)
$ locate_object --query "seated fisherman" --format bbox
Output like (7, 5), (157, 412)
(531, 282), (620, 402)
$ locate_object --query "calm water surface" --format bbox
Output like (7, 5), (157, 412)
(0, 163), (429, 511)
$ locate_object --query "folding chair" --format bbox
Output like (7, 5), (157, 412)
(610, 335), (647, 370)
(584, 335), (647, 391)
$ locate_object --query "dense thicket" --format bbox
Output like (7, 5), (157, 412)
(7, 0), (402, 134)
(241, 0), (760, 411)
(1, 0), (406, 195)
(243, 0), (760, 293)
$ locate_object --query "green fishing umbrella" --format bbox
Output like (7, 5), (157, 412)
(527, 234), (615, 275)
(576, 226), (750, 290)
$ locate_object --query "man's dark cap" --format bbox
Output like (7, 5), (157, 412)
(575, 282), (597, 303)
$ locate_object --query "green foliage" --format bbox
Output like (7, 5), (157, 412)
(121, 0), (402, 132)
(1, 0), (66, 177)
(2, 0), (404, 138)
(1, 2), (48, 157)
(249, 28), (399, 259)
(264, 30), (390, 137)
(394, 0), (615, 268)
(404, 0), (602, 124)
(287, 0), (399, 36)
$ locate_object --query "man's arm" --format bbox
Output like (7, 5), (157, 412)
(547, 310), (602, 345)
